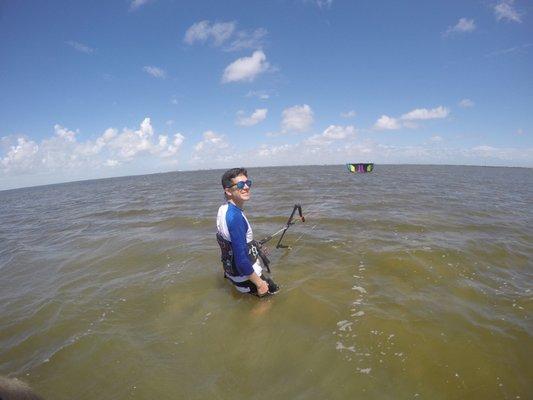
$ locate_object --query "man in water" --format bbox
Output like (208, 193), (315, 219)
(216, 167), (278, 296)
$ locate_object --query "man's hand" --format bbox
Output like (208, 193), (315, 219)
(248, 272), (269, 296)
(257, 280), (269, 296)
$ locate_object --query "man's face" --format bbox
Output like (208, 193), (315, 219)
(226, 174), (251, 203)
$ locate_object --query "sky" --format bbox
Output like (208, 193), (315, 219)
(0, 0), (532, 190)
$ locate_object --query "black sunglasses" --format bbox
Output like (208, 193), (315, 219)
(227, 179), (252, 190)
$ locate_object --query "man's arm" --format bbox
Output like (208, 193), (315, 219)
(248, 273), (268, 296)
(227, 212), (268, 295)
(227, 213), (254, 275)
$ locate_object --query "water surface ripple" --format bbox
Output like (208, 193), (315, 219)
(0, 165), (532, 399)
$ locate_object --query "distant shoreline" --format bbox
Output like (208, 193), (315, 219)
(1, 163), (532, 193)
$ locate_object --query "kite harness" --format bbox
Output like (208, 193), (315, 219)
(216, 204), (305, 274)
(216, 233), (269, 275)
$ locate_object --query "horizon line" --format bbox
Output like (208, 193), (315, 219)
(1, 162), (532, 193)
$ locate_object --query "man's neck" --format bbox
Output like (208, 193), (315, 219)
(229, 199), (244, 209)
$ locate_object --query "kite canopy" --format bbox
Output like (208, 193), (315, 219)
(347, 163), (374, 173)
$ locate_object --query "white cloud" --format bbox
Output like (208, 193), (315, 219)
(341, 110), (357, 119)
(472, 145), (495, 155)
(374, 106), (449, 131)
(0, 137), (39, 172)
(400, 106), (450, 121)
(322, 125), (355, 140)
(281, 104), (314, 133)
(305, 125), (356, 145)
(494, 0), (522, 23)
(75, 128), (116, 157)
(209, 22), (237, 46)
(374, 115), (401, 130)
(155, 133), (185, 157)
(191, 131), (233, 165)
(0, 118), (185, 178)
(246, 90), (270, 100)
(193, 131), (229, 152)
(224, 28), (268, 52)
(256, 143), (294, 158)
(245, 135), (375, 167)
(184, 21), (236, 46)
(318, 0), (333, 8)
(143, 66), (166, 79)
(184, 20), (210, 44)
(184, 21), (267, 52)
(242, 135), (533, 168)
(222, 50), (270, 83)
(108, 118), (155, 159)
(83, 118), (184, 161)
(54, 124), (77, 142)
(38, 137), (78, 171)
(459, 99), (475, 108)
(467, 145), (533, 161)
(236, 109), (268, 127)
(443, 18), (476, 36)
(304, 0), (333, 9)
(485, 43), (533, 58)
(130, 0), (152, 11)
(66, 41), (95, 54)
(103, 128), (117, 141)
(4, 120), (533, 189)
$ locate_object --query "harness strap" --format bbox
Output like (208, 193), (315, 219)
(250, 240), (271, 273)
(216, 233), (263, 276)
(216, 232), (237, 276)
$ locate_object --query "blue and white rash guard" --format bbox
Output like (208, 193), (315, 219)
(217, 202), (262, 285)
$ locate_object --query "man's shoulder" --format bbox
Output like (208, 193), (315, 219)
(217, 203), (240, 221)
(226, 204), (245, 223)
(217, 203), (229, 214)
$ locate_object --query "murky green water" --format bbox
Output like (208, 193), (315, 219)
(1, 165), (532, 399)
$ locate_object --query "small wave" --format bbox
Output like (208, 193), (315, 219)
(80, 208), (153, 221)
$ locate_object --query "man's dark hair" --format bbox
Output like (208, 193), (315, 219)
(221, 168), (248, 189)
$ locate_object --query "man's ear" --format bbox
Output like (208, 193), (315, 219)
(224, 188), (232, 199)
